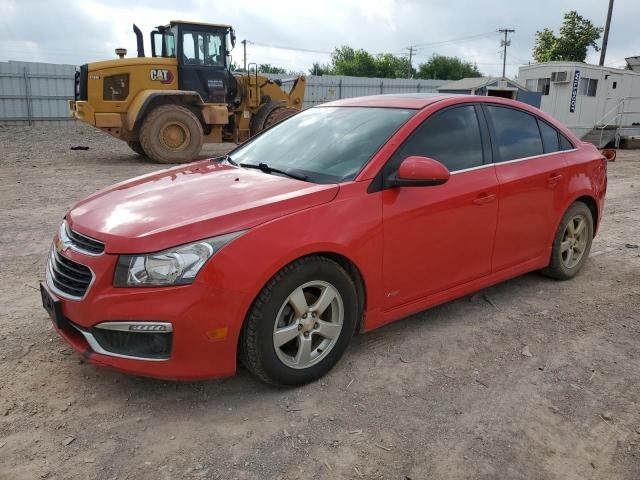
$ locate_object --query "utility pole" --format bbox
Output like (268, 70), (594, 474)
(599, 0), (615, 66)
(498, 28), (515, 78)
(407, 46), (416, 79)
(241, 40), (247, 72)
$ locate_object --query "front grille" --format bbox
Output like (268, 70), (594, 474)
(48, 249), (93, 299)
(65, 224), (105, 255)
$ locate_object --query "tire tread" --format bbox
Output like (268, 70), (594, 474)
(139, 104), (203, 164)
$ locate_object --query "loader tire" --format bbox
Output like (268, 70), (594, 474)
(249, 101), (287, 137)
(264, 106), (298, 129)
(126, 141), (146, 156)
(139, 105), (203, 164)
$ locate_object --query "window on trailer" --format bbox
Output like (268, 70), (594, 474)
(525, 78), (550, 95)
(579, 78), (598, 97)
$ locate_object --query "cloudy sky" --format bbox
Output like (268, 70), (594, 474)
(1, 0), (638, 78)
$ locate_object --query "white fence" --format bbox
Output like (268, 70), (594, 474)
(0, 61), (76, 125)
(0, 60), (448, 124)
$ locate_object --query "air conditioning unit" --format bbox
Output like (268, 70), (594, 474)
(551, 71), (569, 83)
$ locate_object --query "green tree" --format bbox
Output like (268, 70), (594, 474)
(258, 64), (287, 74)
(331, 46), (377, 77)
(230, 61), (245, 72)
(308, 62), (333, 76)
(533, 10), (603, 63)
(415, 55), (482, 80)
(375, 53), (414, 78)
(312, 47), (415, 78)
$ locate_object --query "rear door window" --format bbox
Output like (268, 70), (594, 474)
(486, 106), (544, 162)
(392, 105), (484, 172)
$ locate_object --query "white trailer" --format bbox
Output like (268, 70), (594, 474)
(518, 61), (640, 147)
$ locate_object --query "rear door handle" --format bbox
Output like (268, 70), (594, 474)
(472, 193), (497, 206)
(547, 173), (564, 186)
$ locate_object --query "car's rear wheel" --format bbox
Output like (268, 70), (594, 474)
(241, 256), (358, 386)
(542, 202), (594, 280)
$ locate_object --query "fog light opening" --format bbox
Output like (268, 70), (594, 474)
(84, 321), (173, 361)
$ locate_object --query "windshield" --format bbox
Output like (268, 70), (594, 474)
(230, 107), (416, 184)
(183, 30), (225, 66)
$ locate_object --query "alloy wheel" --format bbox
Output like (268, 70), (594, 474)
(560, 214), (588, 268)
(272, 281), (344, 369)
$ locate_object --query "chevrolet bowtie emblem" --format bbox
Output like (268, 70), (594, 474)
(55, 238), (67, 253)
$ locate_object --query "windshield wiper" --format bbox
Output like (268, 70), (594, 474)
(240, 162), (309, 182)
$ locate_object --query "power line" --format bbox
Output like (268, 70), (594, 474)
(507, 51), (530, 64)
(410, 31), (497, 49)
(245, 40), (331, 55)
(246, 31), (499, 59)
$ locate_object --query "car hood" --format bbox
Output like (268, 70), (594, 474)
(67, 160), (339, 254)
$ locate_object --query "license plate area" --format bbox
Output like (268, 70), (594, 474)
(40, 283), (70, 330)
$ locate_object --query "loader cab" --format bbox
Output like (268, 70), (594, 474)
(152, 21), (237, 104)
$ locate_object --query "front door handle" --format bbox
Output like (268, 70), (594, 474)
(473, 193), (497, 206)
(547, 173), (564, 187)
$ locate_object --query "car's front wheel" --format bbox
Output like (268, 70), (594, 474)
(241, 256), (358, 386)
(542, 201), (594, 280)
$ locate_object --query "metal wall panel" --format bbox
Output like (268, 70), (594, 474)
(0, 61), (448, 124)
(260, 73), (446, 108)
(0, 61), (75, 125)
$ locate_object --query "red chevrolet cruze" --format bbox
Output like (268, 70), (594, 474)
(41, 94), (607, 385)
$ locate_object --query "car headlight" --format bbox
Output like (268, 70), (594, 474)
(113, 231), (246, 287)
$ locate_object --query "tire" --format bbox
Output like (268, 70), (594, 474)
(126, 141), (146, 156)
(541, 202), (594, 280)
(249, 101), (284, 136)
(263, 106), (298, 130)
(241, 256), (359, 386)
(139, 105), (203, 164)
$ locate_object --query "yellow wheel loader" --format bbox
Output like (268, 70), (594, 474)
(69, 21), (305, 163)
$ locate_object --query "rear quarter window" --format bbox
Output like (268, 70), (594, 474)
(538, 120), (560, 153)
(559, 134), (574, 151)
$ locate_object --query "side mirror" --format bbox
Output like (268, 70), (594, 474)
(387, 156), (450, 188)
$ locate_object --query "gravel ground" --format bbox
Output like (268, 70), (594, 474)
(0, 123), (639, 480)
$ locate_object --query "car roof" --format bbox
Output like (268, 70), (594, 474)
(318, 93), (581, 145)
(320, 93), (467, 109)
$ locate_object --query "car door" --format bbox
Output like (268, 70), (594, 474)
(483, 104), (570, 271)
(380, 104), (499, 310)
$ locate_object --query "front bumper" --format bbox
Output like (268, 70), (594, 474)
(43, 239), (250, 381)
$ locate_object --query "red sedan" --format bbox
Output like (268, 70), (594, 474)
(41, 94), (607, 385)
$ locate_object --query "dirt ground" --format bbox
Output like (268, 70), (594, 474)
(0, 123), (639, 480)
